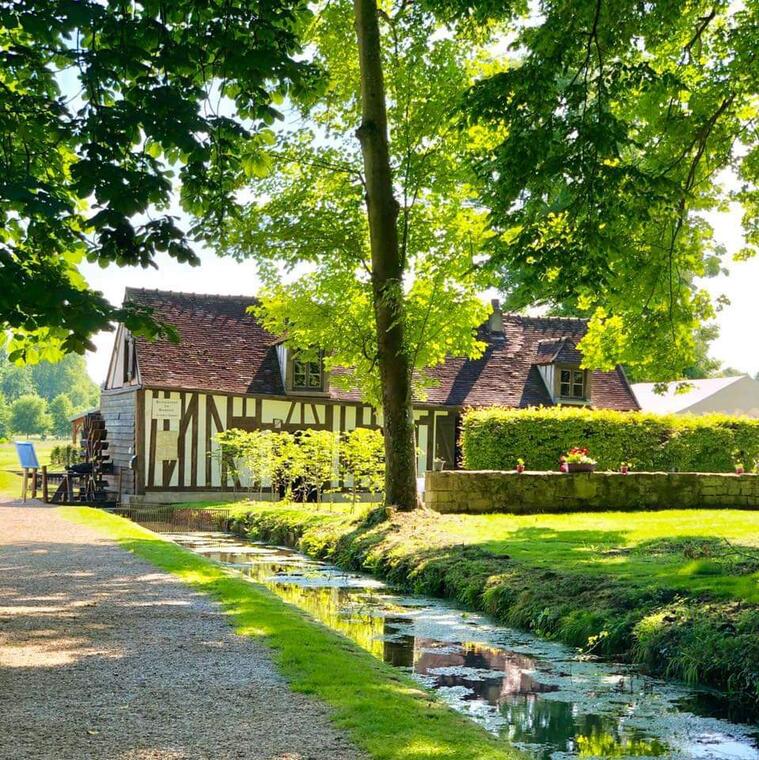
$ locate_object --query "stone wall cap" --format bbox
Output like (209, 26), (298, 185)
(434, 470), (759, 477)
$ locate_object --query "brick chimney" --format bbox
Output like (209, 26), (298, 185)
(489, 298), (504, 334)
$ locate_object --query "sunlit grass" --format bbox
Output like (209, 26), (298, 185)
(61, 507), (523, 760)
(440, 509), (759, 603)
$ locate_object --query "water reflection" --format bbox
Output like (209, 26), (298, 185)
(168, 532), (759, 760)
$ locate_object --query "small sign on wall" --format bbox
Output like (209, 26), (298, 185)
(152, 398), (181, 422)
(155, 430), (179, 461)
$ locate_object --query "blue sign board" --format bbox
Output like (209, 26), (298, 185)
(15, 441), (40, 470)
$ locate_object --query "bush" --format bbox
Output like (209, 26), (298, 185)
(215, 428), (378, 502)
(50, 443), (78, 467)
(461, 406), (759, 473)
(214, 428), (280, 497)
(340, 428), (385, 504)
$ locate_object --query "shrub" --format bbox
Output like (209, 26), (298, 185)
(297, 429), (340, 503)
(461, 406), (759, 473)
(214, 428), (280, 497)
(214, 428), (346, 502)
(340, 428), (385, 504)
(50, 443), (78, 467)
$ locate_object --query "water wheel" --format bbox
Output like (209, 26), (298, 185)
(78, 411), (115, 505)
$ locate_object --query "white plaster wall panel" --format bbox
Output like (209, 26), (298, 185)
(167, 390), (180, 488)
(183, 408), (192, 487)
(210, 394), (226, 487)
(417, 424), (428, 475)
(262, 399), (292, 424)
(143, 389), (152, 488)
(197, 393), (206, 488)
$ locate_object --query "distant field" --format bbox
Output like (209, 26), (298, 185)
(0, 439), (70, 500)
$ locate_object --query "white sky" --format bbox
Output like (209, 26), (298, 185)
(82, 200), (759, 384)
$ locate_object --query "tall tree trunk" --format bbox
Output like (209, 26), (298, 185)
(353, 0), (418, 510)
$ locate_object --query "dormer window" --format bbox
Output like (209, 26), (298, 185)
(558, 366), (586, 400)
(292, 354), (323, 391)
(275, 342), (329, 394)
(535, 336), (591, 404)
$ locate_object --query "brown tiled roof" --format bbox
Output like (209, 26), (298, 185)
(125, 289), (639, 411)
(420, 315), (637, 410)
(126, 289), (285, 396)
(534, 336), (584, 366)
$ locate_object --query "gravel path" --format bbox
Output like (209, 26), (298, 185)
(0, 502), (365, 760)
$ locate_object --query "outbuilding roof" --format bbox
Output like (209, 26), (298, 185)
(124, 288), (638, 411)
(631, 376), (758, 415)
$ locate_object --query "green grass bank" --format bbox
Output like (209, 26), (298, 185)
(61, 507), (522, 760)
(226, 502), (759, 706)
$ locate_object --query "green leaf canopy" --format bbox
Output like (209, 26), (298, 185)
(0, 0), (314, 360)
(220, 1), (494, 404)
(427, 0), (758, 379)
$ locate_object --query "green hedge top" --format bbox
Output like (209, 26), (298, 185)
(460, 406), (759, 473)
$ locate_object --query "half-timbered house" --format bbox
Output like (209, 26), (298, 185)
(101, 288), (638, 503)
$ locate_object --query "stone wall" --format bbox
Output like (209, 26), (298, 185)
(425, 470), (759, 514)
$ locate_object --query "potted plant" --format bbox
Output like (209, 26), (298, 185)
(559, 455), (568, 473)
(620, 461), (631, 475)
(732, 449), (745, 475)
(564, 447), (597, 473)
(735, 461), (745, 475)
(516, 458), (525, 474)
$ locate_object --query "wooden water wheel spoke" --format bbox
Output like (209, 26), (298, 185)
(68, 411), (117, 507)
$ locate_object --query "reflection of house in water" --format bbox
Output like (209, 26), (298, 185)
(413, 640), (665, 758)
(412, 640), (557, 705)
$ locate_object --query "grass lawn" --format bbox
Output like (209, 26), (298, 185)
(224, 501), (759, 704)
(413, 509), (759, 603)
(0, 438), (69, 500)
(61, 506), (523, 760)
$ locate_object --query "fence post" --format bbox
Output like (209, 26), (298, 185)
(31, 468), (38, 500)
(41, 466), (49, 503)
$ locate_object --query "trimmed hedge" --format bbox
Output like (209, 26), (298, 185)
(461, 407), (759, 473)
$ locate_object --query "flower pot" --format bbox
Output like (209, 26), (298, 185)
(566, 462), (595, 473)
(516, 464), (525, 473)
(432, 458), (445, 472)
(735, 466), (745, 475)
(620, 465), (629, 475)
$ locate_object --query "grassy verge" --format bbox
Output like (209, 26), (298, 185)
(60, 507), (522, 760)
(226, 502), (759, 706)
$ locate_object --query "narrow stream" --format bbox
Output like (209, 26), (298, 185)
(165, 530), (759, 759)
